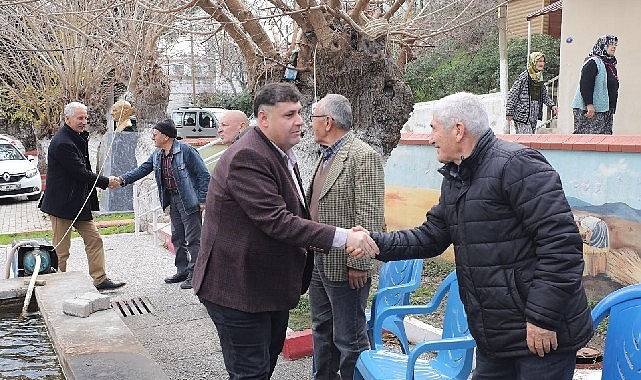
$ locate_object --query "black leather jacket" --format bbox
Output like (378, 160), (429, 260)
(372, 130), (593, 358)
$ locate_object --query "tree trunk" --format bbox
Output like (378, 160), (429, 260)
(130, 62), (172, 230)
(293, 30), (414, 185)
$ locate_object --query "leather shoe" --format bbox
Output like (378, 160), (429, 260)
(96, 278), (126, 291)
(180, 273), (193, 289)
(164, 272), (188, 284)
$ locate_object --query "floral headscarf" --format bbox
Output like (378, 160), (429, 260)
(587, 35), (618, 64)
(527, 52), (545, 83)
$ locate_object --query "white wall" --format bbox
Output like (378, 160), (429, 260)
(403, 92), (508, 135)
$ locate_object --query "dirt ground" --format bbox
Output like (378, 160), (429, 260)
(582, 274), (623, 354)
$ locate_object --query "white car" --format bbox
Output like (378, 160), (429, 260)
(0, 142), (42, 201)
(0, 134), (26, 155)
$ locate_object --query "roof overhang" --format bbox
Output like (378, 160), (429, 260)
(526, 0), (563, 21)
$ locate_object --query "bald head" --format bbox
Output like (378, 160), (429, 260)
(218, 110), (249, 145)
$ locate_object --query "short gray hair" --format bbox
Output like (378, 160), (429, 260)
(64, 102), (87, 118)
(432, 92), (489, 139)
(318, 94), (352, 131)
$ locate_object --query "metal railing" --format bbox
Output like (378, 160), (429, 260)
(133, 138), (225, 242)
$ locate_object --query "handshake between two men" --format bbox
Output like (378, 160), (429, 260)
(105, 178), (381, 261)
(107, 176), (123, 189)
(346, 226), (380, 259)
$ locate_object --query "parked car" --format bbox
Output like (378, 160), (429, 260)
(0, 134), (26, 155)
(0, 142), (42, 201)
(171, 107), (227, 139)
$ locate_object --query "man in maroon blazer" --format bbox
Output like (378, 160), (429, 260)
(192, 82), (376, 379)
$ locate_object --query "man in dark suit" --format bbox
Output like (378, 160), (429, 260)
(307, 94), (385, 379)
(39, 101), (125, 291)
(192, 83), (375, 379)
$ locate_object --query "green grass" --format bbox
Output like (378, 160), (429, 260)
(198, 144), (227, 172)
(288, 295), (311, 331)
(0, 212), (135, 245)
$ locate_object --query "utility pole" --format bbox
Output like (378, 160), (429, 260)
(498, 2), (509, 134)
(190, 26), (197, 107)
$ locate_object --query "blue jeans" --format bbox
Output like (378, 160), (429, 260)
(309, 255), (371, 380)
(472, 349), (577, 380)
(201, 299), (289, 380)
(168, 191), (202, 275)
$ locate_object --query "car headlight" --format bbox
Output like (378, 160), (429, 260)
(25, 168), (38, 178)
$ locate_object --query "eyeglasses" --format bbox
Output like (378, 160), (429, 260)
(309, 114), (328, 122)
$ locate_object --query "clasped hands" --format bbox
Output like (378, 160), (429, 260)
(107, 176), (123, 189)
(345, 226), (379, 259)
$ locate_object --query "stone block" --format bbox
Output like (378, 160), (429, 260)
(62, 298), (92, 318)
(78, 291), (110, 313)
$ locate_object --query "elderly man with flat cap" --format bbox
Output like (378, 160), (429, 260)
(113, 119), (210, 289)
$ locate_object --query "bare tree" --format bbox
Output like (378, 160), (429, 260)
(0, 0), (175, 139)
(138, 0), (500, 173)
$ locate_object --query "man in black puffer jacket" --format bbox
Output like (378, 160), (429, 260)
(350, 92), (593, 380)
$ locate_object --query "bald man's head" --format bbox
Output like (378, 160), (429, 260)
(218, 110), (249, 145)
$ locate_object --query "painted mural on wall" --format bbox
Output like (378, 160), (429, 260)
(569, 199), (641, 286)
(384, 144), (641, 291)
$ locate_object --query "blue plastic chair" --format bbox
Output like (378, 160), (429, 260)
(355, 271), (476, 380)
(590, 283), (641, 380)
(367, 259), (424, 354)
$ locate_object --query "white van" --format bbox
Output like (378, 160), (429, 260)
(171, 107), (227, 139)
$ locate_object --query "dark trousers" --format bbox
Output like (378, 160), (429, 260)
(168, 191), (202, 275)
(472, 349), (577, 380)
(201, 299), (289, 380)
(309, 256), (371, 380)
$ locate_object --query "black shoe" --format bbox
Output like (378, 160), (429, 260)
(164, 272), (188, 284)
(96, 278), (126, 291)
(180, 273), (193, 289)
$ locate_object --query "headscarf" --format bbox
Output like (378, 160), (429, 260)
(527, 51), (545, 82)
(587, 35), (618, 65)
(527, 52), (545, 101)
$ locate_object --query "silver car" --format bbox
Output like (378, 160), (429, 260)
(0, 142), (42, 201)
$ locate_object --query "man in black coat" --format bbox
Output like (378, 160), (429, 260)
(350, 92), (593, 380)
(39, 102), (125, 290)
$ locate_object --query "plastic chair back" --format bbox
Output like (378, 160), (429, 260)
(367, 259), (424, 353)
(355, 270), (476, 380)
(591, 283), (641, 380)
